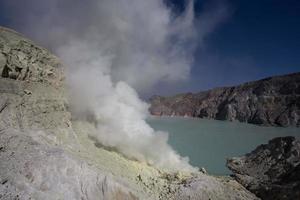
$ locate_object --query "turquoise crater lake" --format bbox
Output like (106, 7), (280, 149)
(147, 116), (300, 175)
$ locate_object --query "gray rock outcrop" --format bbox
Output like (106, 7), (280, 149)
(0, 26), (259, 199)
(227, 136), (300, 200)
(149, 72), (300, 127)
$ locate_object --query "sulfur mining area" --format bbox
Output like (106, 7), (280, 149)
(0, 27), (261, 200)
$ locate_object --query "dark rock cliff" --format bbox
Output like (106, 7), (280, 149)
(149, 72), (300, 127)
(227, 136), (300, 200)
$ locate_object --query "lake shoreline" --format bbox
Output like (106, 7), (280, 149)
(148, 116), (300, 175)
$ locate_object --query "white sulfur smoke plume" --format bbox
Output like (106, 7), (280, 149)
(3, 0), (229, 171)
(58, 32), (196, 171)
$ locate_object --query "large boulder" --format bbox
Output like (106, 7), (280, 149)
(227, 136), (300, 200)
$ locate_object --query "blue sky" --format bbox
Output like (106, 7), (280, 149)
(156, 0), (300, 95)
(0, 0), (299, 96)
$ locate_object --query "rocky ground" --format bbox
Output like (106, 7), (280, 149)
(0, 27), (259, 199)
(227, 136), (300, 200)
(149, 72), (300, 127)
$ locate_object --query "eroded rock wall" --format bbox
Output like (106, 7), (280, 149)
(150, 73), (300, 127)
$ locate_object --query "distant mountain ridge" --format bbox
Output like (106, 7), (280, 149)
(149, 72), (300, 127)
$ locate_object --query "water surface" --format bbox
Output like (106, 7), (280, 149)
(147, 116), (300, 175)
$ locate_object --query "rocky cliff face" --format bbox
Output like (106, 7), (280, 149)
(227, 136), (300, 200)
(0, 27), (259, 199)
(150, 72), (300, 127)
